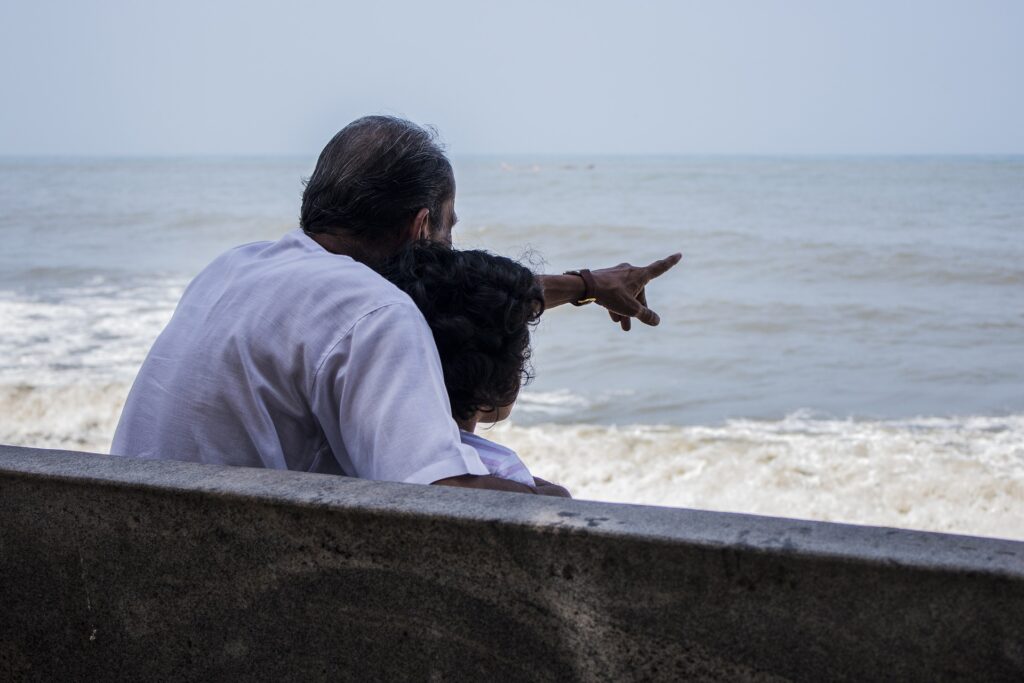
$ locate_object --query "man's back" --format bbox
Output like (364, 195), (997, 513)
(112, 228), (488, 483)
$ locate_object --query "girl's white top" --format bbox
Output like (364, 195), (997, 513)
(459, 430), (536, 489)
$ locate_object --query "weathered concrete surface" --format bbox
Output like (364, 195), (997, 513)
(1, 444), (1022, 682)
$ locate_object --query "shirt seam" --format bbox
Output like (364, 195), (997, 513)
(308, 300), (416, 398)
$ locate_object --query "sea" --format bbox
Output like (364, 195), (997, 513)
(1, 156), (1022, 539)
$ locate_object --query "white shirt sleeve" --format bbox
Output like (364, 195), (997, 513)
(309, 301), (489, 484)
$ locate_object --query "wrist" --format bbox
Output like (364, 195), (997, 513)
(563, 269), (597, 306)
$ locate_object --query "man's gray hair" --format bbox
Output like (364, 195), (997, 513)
(300, 116), (454, 242)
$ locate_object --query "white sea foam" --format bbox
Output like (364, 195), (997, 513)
(482, 413), (1024, 540)
(0, 279), (182, 384)
(0, 382), (129, 451)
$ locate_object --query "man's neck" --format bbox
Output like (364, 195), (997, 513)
(306, 230), (390, 267)
(455, 416), (477, 433)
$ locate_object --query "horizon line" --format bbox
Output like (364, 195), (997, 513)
(2, 151), (1023, 162)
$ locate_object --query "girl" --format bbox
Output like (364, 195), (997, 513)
(378, 242), (544, 490)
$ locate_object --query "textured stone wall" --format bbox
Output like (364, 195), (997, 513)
(1, 444), (1022, 682)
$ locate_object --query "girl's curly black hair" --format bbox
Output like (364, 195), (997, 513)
(377, 241), (545, 421)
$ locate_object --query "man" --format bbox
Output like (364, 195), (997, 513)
(112, 116), (680, 496)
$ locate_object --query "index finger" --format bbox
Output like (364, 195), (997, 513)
(644, 252), (683, 280)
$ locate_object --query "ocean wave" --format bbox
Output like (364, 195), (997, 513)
(480, 413), (1024, 540)
(0, 280), (182, 383)
(2, 380), (1021, 540)
(515, 389), (590, 413)
(0, 381), (129, 451)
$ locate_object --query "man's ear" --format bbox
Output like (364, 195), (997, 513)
(406, 207), (431, 242)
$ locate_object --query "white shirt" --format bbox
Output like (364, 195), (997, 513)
(111, 228), (489, 484)
(459, 430), (535, 489)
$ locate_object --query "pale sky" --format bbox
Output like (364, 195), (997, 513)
(1, 0), (1021, 156)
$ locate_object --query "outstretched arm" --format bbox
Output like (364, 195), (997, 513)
(536, 252), (682, 331)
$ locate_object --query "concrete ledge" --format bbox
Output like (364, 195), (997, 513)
(1, 444), (1022, 681)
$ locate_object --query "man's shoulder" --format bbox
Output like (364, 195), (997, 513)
(204, 228), (411, 311)
(165, 229), (423, 370)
